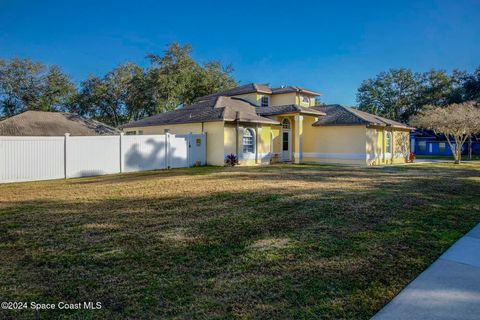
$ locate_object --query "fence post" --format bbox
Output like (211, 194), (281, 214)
(187, 132), (192, 167)
(119, 133), (124, 173)
(204, 132), (207, 165)
(64, 133), (70, 179)
(165, 133), (170, 169)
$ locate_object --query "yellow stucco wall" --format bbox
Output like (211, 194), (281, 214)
(224, 123), (276, 165)
(236, 92), (299, 107)
(224, 124), (237, 156)
(366, 127), (410, 165)
(234, 92), (317, 108)
(302, 120), (368, 165)
(295, 93), (318, 107)
(270, 93), (296, 106)
(258, 125), (271, 156)
(234, 93), (261, 105)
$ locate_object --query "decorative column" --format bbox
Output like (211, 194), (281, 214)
(255, 124), (261, 164)
(293, 115), (303, 164)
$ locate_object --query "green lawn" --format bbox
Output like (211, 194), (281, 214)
(0, 163), (479, 319)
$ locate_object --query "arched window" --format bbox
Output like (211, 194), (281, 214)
(282, 118), (291, 129)
(301, 95), (310, 104)
(243, 128), (255, 153)
(386, 132), (392, 153)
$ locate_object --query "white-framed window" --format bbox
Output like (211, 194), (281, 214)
(243, 128), (255, 153)
(386, 131), (392, 153)
(125, 131), (136, 135)
(282, 118), (291, 129)
(261, 95), (269, 107)
(418, 141), (426, 152)
(301, 95), (310, 104)
(439, 142), (446, 152)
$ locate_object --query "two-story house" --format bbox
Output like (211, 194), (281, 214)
(121, 83), (412, 166)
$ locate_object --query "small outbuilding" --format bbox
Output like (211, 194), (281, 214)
(0, 111), (120, 136)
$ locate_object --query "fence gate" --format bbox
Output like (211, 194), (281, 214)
(187, 133), (206, 166)
(168, 134), (189, 168)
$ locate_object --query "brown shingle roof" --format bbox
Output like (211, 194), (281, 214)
(0, 111), (121, 136)
(195, 83), (320, 102)
(311, 105), (412, 129)
(121, 96), (279, 128)
(195, 83), (272, 102)
(256, 105), (326, 116)
(270, 86), (321, 96)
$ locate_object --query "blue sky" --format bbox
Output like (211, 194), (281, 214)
(1, 0), (479, 105)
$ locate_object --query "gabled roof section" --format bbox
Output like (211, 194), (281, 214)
(256, 105), (326, 117)
(195, 83), (321, 102)
(311, 104), (412, 129)
(121, 96), (279, 129)
(270, 86), (321, 96)
(0, 111), (120, 136)
(195, 83), (272, 102)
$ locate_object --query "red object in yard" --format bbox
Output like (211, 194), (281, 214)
(409, 152), (416, 162)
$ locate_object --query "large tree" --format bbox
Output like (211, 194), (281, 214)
(462, 67), (480, 103)
(69, 63), (145, 127)
(357, 68), (474, 122)
(146, 43), (237, 112)
(410, 101), (480, 164)
(357, 68), (419, 122)
(69, 43), (238, 126)
(0, 58), (76, 116)
(2, 43), (237, 125)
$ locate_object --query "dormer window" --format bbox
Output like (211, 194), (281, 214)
(261, 95), (269, 107)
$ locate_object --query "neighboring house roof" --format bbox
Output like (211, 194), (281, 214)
(0, 111), (121, 136)
(121, 96), (279, 129)
(256, 104), (326, 116)
(195, 83), (321, 102)
(311, 104), (412, 129)
(412, 129), (480, 142)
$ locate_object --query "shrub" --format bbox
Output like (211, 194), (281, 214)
(225, 153), (238, 166)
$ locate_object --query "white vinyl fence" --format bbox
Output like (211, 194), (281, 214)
(0, 133), (206, 183)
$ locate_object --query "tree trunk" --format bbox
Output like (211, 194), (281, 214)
(455, 146), (461, 164)
(469, 136), (472, 161)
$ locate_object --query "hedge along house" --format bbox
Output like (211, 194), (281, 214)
(121, 83), (412, 166)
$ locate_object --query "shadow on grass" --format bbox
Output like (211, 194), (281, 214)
(0, 164), (479, 319)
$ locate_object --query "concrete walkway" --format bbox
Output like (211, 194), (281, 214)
(373, 223), (480, 320)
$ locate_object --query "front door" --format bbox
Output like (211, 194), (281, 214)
(281, 118), (292, 161)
